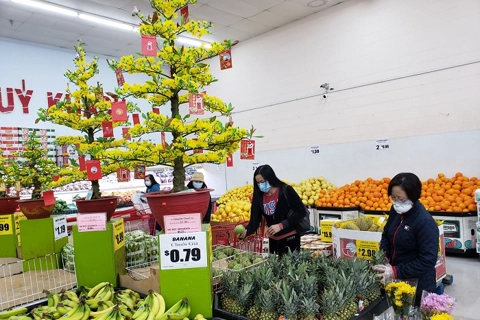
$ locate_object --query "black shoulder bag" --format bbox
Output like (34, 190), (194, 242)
(283, 185), (312, 235)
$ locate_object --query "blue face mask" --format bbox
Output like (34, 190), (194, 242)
(192, 182), (203, 189)
(258, 181), (271, 193)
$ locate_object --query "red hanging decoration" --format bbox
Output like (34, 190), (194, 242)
(117, 168), (130, 182)
(122, 128), (131, 140)
(240, 140), (255, 160)
(102, 121), (114, 138)
(219, 49), (233, 70)
(111, 101), (128, 122)
(226, 154), (233, 167)
(189, 93), (205, 115)
(86, 160), (102, 181)
(134, 165), (146, 179)
(141, 35), (157, 56)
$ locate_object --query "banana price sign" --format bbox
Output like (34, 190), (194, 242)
(160, 232), (207, 270)
(0, 215), (13, 236)
(113, 219), (125, 251)
(356, 240), (380, 260)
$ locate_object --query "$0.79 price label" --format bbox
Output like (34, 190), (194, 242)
(113, 219), (125, 251)
(160, 232), (207, 270)
(0, 215), (13, 236)
(356, 240), (380, 260)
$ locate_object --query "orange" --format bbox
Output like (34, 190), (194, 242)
(434, 205), (441, 211)
(438, 173), (445, 178)
(453, 206), (462, 212)
(455, 172), (463, 178)
(468, 204), (476, 211)
(462, 188), (472, 195)
(452, 185), (461, 190)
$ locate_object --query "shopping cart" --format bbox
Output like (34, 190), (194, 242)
(211, 222), (266, 254)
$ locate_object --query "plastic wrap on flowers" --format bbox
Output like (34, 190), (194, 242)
(385, 279), (417, 320)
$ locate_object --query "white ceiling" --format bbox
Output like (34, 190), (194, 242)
(0, 0), (346, 57)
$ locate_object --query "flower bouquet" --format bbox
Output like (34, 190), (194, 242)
(385, 279), (417, 320)
(420, 292), (455, 319)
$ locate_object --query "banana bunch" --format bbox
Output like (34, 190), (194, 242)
(85, 282), (115, 310)
(113, 289), (142, 317)
(0, 307), (28, 320)
(45, 290), (61, 308)
(157, 297), (190, 320)
(132, 290), (166, 320)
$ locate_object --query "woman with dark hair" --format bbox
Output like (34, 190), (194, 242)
(374, 172), (439, 306)
(144, 174), (160, 193)
(239, 164), (307, 256)
(186, 172), (213, 223)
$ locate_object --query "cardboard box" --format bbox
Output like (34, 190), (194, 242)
(119, 264), (160, 295)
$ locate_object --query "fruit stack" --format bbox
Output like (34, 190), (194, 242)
(292, 177), (335, 206)
(334, 216), (387, 233)
(217, 185), (254, 205)
(0, 282), (198, 320)
(211, 201), (251, 223)
(218, 250), (382, 320)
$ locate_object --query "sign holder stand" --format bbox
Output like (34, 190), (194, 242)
(72, 218), (126, 287)
(0, 214), (18, 258)
(20, 217), (68, 271)
(159, 224), (213, 318)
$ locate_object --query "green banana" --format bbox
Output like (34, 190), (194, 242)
(122, 289), (140, 302)
(132, 304), (147, 319)
(56, 303), (71, 316)
(66, 302), (85, 320)
(87, 282), (108, 298)
(99, 285), (113, 302)
(8, 316), (31, 320)
(0, 307), (29, 319)
(146, 292), (159, 317)
(116, 295), (135, 311)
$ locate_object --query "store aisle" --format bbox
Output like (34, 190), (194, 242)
(443, 254), (480, 320)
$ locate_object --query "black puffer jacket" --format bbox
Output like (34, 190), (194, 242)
(245, 184), (306, 237)
(380, 201), (439, 304)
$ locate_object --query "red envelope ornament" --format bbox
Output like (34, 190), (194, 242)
(132, 113), (140, 125)
(122, 128), (131, 141)
(134, 165), (146, 179)
(112, 101), (128, 122)
(102, 121), (114, 138)
(226, 154), (233, 167)
(180, 5), (189, 24)
(86, 160), (102, 181)
(152, 107), (160, 114)
(79, 155), (86, 171)
(240, 140), (255, 160)
(43, 190), (55, 206)
(219, 49), (233, 70)
(115, 68), (125, 86)
(189, 93), (204, 115)
(117, 168), (130, 182)
(141, 35), (157, 56)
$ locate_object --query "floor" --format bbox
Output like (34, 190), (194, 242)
(443, 253), (480, 320)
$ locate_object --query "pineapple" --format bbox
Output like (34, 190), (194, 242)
(220, 272), (240, 312)
(299, 297), (319, 320)
(320, 288), (342, 320)
(227, 283), (253, 315)
(343, 222), (360, 230)
(246, 303), (261, 320)
(366, 272), (381, 303)
(277, 281), (299, 320)
(258, 289), (278, 320)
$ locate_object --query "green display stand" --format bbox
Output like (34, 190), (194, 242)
(0, 214), (17, 258)
(20, 217), (68, 271)
(72, 219), (126, 288)
(159, 225), (213, 318)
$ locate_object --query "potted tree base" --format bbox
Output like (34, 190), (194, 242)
(144, 189), (212, 230)
(74, 196), (119, 222)
(0, 197), (20, 215)
(17, 199), (55, 219)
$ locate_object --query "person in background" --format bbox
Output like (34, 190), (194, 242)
(239, 164), (307, 256)
(374, 172), (439, 306)
(144, 174), (160, 193)
(186, 171), (213, 224)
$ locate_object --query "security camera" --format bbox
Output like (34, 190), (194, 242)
(323, 94), (328, 98)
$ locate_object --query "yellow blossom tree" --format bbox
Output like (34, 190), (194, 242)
(107, 0), (258, 192)
(37, 42), (140, 199)
(0, 151), (19, 198)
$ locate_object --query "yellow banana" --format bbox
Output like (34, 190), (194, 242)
(80, 304), (90, 320)
(95, 308), (116, 320)
(90, 305), (115, 318)
(117, 296), (135, 311)
(60, 302), (80, 319)
(135, 306), (151, 320)
(61, 300), (78, 309)
(167, 299), (190, 320)
(64, 291), (80, 304)
(148, 292), (159, 317)
(132, 304), (148, 319)
(87, 282), (109, 298)
(100, 285), (114, 302)
(156, 299), (184, 320)
(56, 303), (71, 316)
(0, 307), (29, 319)
(152, 292), (165, 318)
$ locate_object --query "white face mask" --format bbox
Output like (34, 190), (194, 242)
(393, 200), (413, 214)
(145, 181), (151, 187)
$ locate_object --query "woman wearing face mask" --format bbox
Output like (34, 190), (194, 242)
(374, 172), (439, 306)
(144, 174), (160, 193)
(186, 172), (212, 223)
(239, 165), (307, 256)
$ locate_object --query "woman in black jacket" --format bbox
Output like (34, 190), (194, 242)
(375, 172), (439, 306)
(239, 165), (307, 256)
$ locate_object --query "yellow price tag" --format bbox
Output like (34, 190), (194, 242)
(0, 215), (14, 235)
(14, 212), (26, 245)
(113, 219), (125, 251)
(320, 220), (336, 242)
(356, 240), (380, 260)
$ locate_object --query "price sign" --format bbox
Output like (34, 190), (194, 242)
(356, 240), (380, 260)
(113, 219), (125, 251)
(320, 220), (336, 242)
(53, 215), (67, 241)
(0, 215), (13, 235)
(164, 213), (202, 234)
(375, 139), (389, 150)
(310, 146), (320, 156)
(14, 213), (26, 245)
(160, 232), (207, 270)
(77, 213), (106, 232)
(252, 162), (259, 171)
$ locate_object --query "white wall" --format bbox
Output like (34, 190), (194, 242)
(200, 0), (480, 187)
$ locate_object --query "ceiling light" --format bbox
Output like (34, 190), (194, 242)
(307, 0), (327, 7)
(11, 0), (78, 16)
(79, 14), (133, 31)
(177, 37), (211, 48)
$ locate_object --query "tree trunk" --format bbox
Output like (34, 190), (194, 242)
(87, 127), (101, 199)
(170, 93), (185, 192)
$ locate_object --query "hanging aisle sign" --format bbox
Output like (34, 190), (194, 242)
(159, 232), (207, 270)
(310, 146), (320, 156)
(53, 215), (67, 241)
